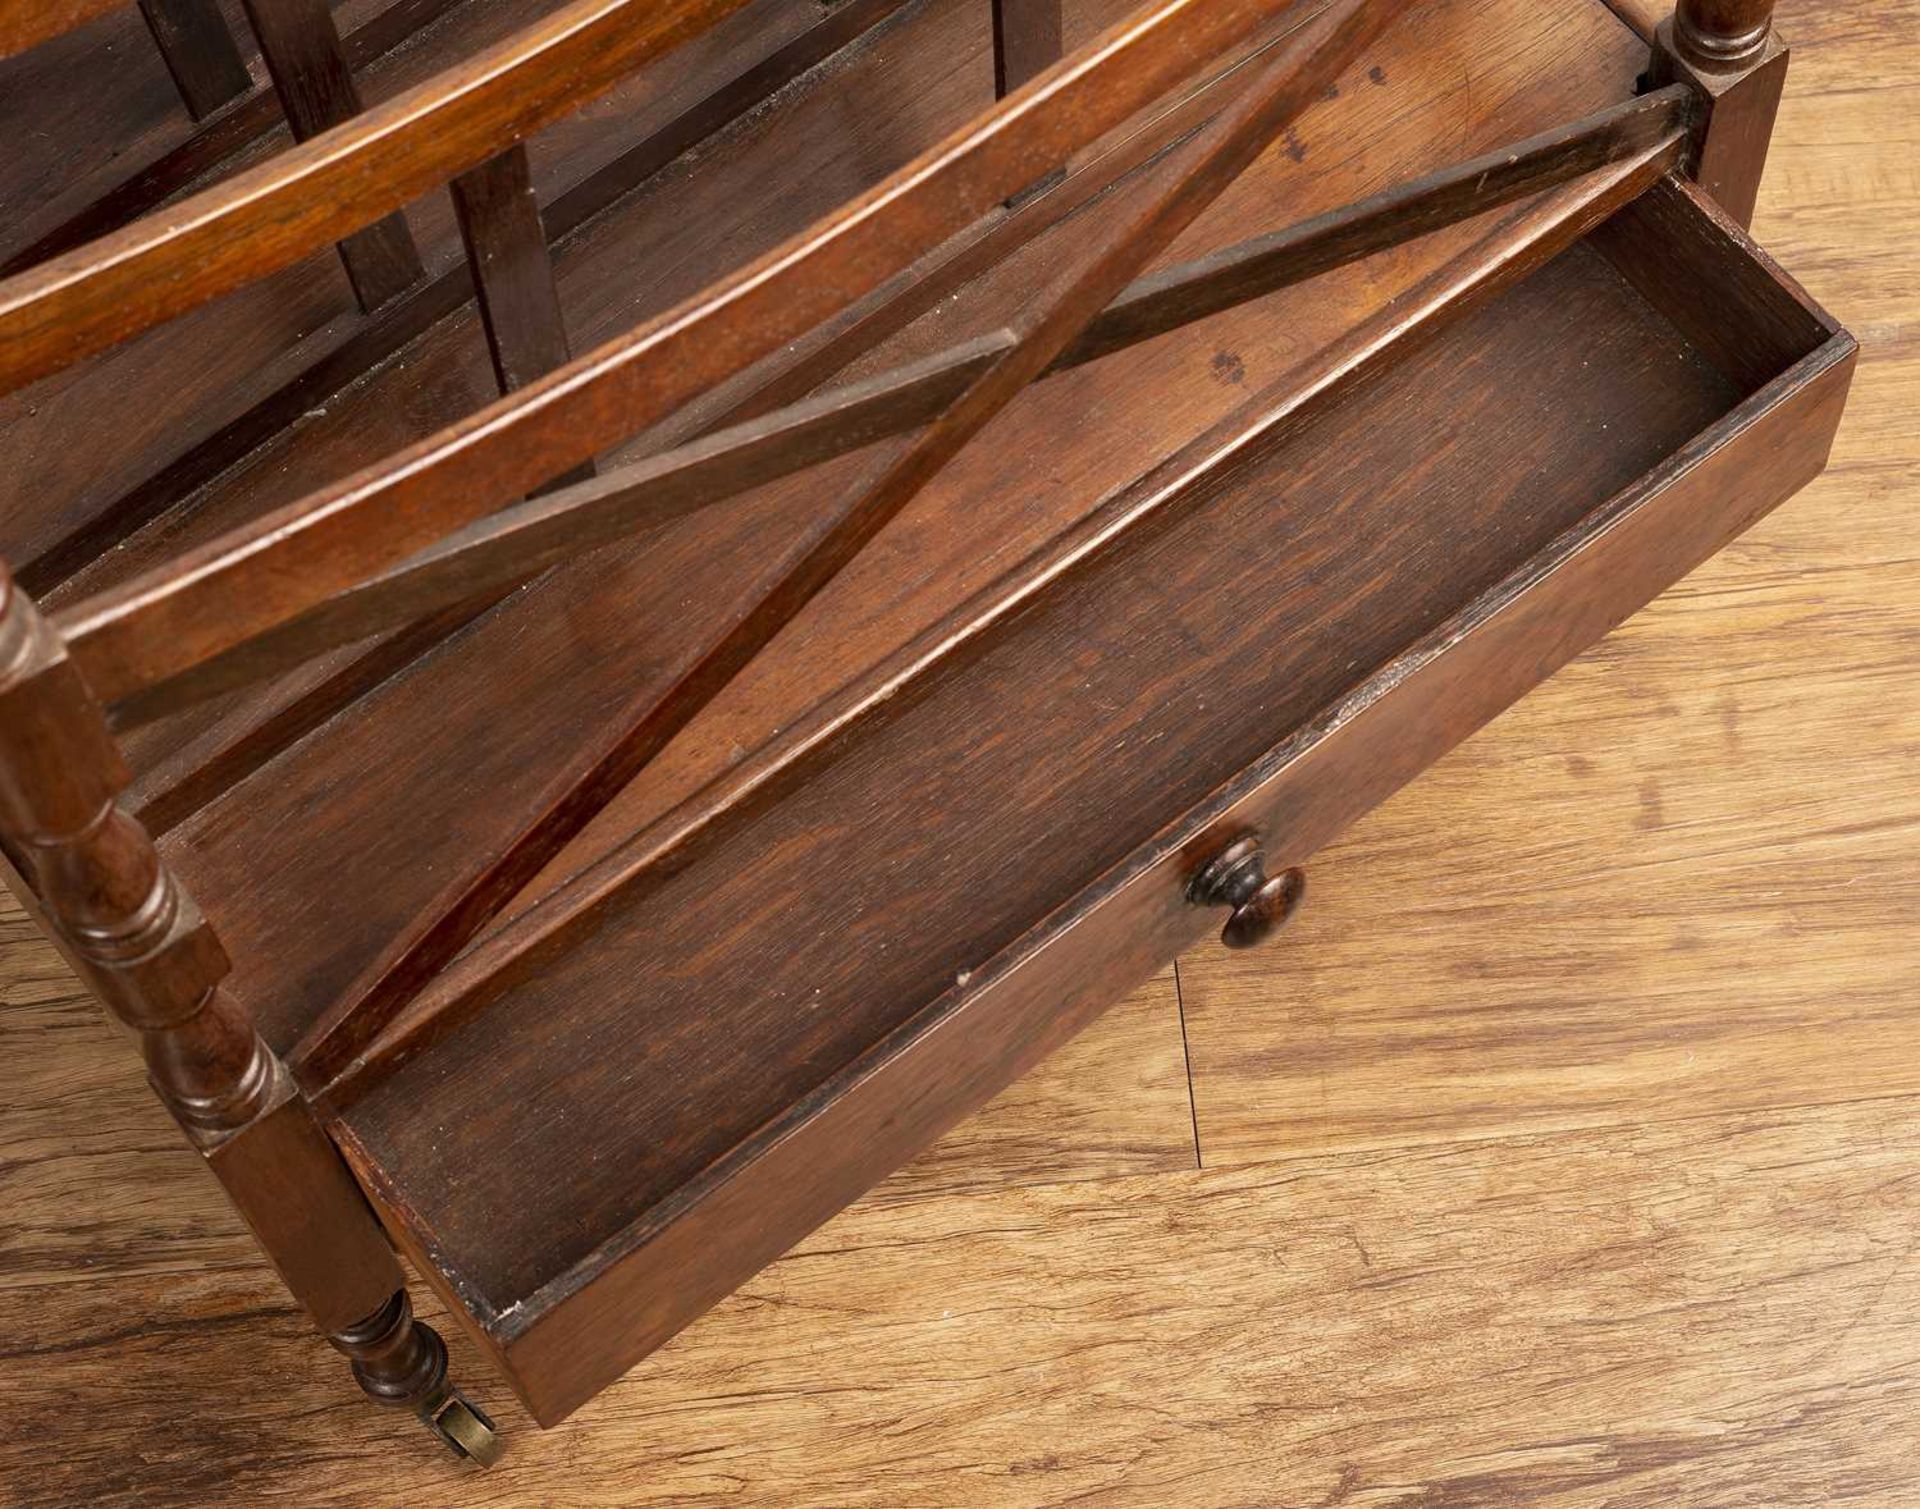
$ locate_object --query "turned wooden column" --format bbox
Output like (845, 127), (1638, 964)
(0, 563), (461, 1429)
(1671, 0), (1775, 70)
(1650, 0), (1785, 228)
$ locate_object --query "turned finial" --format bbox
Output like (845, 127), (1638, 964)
(1672, 0), (1775, 70)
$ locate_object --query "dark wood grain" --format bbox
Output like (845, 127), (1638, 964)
(0, 0), (121, 58)
(13, 0), (905, 602)
(98, 84), (1691, 731)
(0, 0), (764, 392)
(331, 155), (1676, 1105)
(137, 0), (253, 120)
(139, 0), (1650, 1087)
(0, 566), (409, 1343)
(448, 142), (588, 502)
(238, 0), (424, 310)
(452, 146), (570, 398)
(991, 0), (1061, 96)
(50, 0), (1318, 703)
(287, 0), (1402, 1081)
(1061, 83), (1690, 365)
(0, 0), (470, 281)
(60, 0), (1283, 821)
(0, 0), (1896, 1491)
(338, 210), (1848, 1422)
(1649, 0), (1785, 227)
(1590, 171), (1832, 388)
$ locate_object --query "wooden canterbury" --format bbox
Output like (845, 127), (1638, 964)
(0, 0), (1852, 1464)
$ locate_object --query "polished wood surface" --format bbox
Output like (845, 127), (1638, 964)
(0, 0), (1907, 1499)
(0, 0), (760, 392)
(136, 0), (252, 121)
(335, 201), (1848, 1421)
(51, 0), (1310, 704)
(237, 0), (427, 310)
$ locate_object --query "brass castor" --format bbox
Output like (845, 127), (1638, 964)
(422, 1388), (504, 1466)
(331, 1289), (504, 1466)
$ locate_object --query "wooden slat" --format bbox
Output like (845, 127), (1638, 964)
(111, 0), (1302, 863)
(991, 0), (1064, 203)
(15, 0), (904, 599)
(991, 0), (1061, 96)
(274, 0), (1404, 1085)
(238, 0), (424, 311)
(99, 93), (1689, 728)
(450, 147), (575, 399)
(0, 0), (766, 393)
(50, 0), (1322, 703)
(1062, 82), (1693, 364)
(105, 338), (1008, 727)
(138, 0), (253, 120)
(0, 0), (470, 280)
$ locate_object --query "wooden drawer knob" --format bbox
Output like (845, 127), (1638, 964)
(1187, 836), (1304, 949)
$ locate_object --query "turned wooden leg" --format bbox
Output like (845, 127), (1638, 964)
(1648, 0), (1785, 228)
(0, 566), (500, 1466)
(331, 1290), (503, 1465)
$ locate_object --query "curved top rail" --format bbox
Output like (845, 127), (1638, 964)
(0, 0), (755, 394)
(56, 0), (1313, 703)
(1, 0), (124, 60)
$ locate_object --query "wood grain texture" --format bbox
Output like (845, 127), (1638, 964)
(0, 0), (1913, 1499)
(236, 0), (426, 310)
(0, 0), (121, 59)
(332, 217), (1844, 1421)
(136, 0), (252, 121)
(152, 0), (1647, 1087)
(51, 0), (1311, 705)
(0, 0), (762, 393)
(6, 946), (1920, 1506)
(1178, 0), (1920, 1171)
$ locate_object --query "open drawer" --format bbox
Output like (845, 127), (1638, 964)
(324, 172), (1853, 1424)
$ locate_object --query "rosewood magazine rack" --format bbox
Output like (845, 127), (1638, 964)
(0, 0), (1853, 1464)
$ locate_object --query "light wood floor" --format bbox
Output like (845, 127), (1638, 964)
(3, 1), (1915, 1503)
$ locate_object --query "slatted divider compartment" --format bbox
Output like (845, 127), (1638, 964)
(0, 0), (1850, 1458)
(328, 171), (1850, 1425)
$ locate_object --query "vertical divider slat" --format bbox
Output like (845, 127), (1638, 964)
(137, 0), (254, 119)
(239, 0), (426, 309)
(450, 144), (595, 489)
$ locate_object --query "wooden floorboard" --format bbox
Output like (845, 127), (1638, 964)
(1, 0), (1916, 1501)
(5, 1067), (1920, 1505)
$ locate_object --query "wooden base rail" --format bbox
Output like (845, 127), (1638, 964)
(102, 86), (1690, 731)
